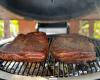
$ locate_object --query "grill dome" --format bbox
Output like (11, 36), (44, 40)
(0, 0), (99, 21)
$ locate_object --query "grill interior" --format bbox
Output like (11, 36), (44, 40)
(0, 38), (100, 77)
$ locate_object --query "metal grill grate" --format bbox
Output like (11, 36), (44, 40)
(0, 38), (100, 77)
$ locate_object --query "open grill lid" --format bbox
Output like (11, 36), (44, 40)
(0, 0), (99, 21)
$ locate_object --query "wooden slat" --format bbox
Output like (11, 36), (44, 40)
(0, 5), (24, 19)
(88, 20), (94, 37)
(68, 20), (80, 34)
(79, 9), (100, 20)
(19, 20), (37, 34)
(4, 19), (10, 38)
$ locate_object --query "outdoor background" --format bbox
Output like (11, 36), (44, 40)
(0, 20), (100, 40)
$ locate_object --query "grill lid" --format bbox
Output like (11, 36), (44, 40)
(0, 0), (99, 21)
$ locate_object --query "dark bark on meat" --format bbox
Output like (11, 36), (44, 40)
(50, 34), (96, 63)
(0, 32), (49, 62)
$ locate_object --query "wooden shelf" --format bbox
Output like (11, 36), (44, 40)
(0, 5), (24, 19)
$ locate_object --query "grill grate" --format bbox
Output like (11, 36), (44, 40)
(0, 38), (100, 77)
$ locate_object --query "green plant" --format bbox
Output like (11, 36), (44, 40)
(80, 21), (100, 39)
(10, 20), (19, 37)
(0, 20), (4, 39)
(94, 21), (100, 39)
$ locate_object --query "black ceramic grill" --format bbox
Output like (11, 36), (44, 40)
(0, 0), (99, 79)
(0, 38), (100, 77)
(0, 0), (99, 21)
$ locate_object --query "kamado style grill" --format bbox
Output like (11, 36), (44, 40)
(0, 0), (100, 80)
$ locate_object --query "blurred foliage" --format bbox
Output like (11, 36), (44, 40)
(0, 20), (99, 40)
(10, 20), (19, 37)
(79, 21), (89, 36)
(0, 20), (4, 39)
(80, 21), (100, 39)
(0, 20), (19, 39)
(94, 21), (100, 39)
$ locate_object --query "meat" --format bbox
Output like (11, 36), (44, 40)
(50, 34), (96, 63)
(0, 32), (49, 62)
